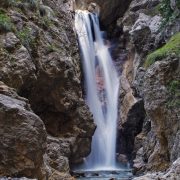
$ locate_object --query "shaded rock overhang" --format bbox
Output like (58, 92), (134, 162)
(74, 0), (132, 27)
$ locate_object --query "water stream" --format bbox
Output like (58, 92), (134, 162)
(74, 10), (132, 179)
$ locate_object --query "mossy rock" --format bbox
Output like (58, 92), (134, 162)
(166, 80), (180, 108)
(144, 32), (180, 68)
(16, 27), (34, 47)
(0, 10), (15, 33)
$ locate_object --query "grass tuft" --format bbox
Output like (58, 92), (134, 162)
(0, 10), (14, 33)
(144, 32), (180, 68)
(16, 27), (34, 49)
(167, 80), (180, 108)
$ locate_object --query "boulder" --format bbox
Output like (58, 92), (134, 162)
(133, 158), (180, 180)
(0, 82), (47, 179)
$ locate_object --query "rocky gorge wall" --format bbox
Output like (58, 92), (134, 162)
(0, 0), (96, 179)
(0, 0), (180, 179)
(113, 0), (180, 178)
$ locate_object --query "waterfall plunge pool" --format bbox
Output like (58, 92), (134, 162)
(74, 9), (133, 180)
(72, 169), (133, 180)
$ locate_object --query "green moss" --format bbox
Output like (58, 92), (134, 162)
(0, 10), (14, 32)
(16, 27), (34, 49)
(47, 44), (58, 53)
(159, 0), (180, 27)
(144, 32), (180, 68)
(41, 16), (54, 29)
(166, 80), (180, 108)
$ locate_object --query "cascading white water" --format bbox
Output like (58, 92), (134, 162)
(75, 10), (119, 170)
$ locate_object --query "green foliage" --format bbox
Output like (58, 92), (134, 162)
(39, 5), (56, 29)
(47, 44), (58, 53)
(167, 80), (180, 108)
(16, 27), (34, 49)
(0, 10), (14, 32)
(41, 16), (54, 29)
(159, 0), (180, 27)
(144, 32), (180, 68)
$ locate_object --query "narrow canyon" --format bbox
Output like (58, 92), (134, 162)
(0, 0), (179, 180)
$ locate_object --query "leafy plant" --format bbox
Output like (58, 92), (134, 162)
(144, 32), (180, 68)
(16, 27), (34, 49)
(159, 0), (180, 27)
(167, 80), (180, 108)
(0, 10), (14, 32)
(47, 44), (58, 53)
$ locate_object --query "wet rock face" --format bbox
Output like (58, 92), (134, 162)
(0, 82), (47, 179)
(75, 0), (132, 27)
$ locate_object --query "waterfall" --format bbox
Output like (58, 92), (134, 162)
(75, 10), (120, 170)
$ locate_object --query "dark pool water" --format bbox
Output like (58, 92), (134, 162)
(72, 169), (133, 180)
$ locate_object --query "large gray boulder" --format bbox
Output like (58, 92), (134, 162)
(0, 82), (47, 179)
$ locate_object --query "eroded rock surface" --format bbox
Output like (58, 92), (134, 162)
(116, 0), (180, 176)
(133, 158), (180, 180)
(0, 82), (47, 179)
(0, 0), (95, 179)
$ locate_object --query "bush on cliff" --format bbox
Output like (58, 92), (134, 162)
(144, 32), (180, 68)
(159, 0), (180, 26)
(0, 10), (14, 32)
(16, 27), (36, 50)
(167, 80), (180, 108)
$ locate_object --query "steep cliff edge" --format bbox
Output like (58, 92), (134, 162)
(115, 0), (180, 178)
(0, 0), (95, 179)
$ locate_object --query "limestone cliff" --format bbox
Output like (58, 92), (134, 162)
(0, 0), (95, 179)
(0, 0), (179, 179)
(114, 0), (180, 178)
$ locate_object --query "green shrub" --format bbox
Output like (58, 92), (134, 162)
(159, 0), (180, 27)
(41, 16), (54, 29)
(0, 10), (14, 32)
(47, 44), (58, 53)
(16, 27), (34, 49)
(144, 32), (180, 68)
(167, 80), (180, 108)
